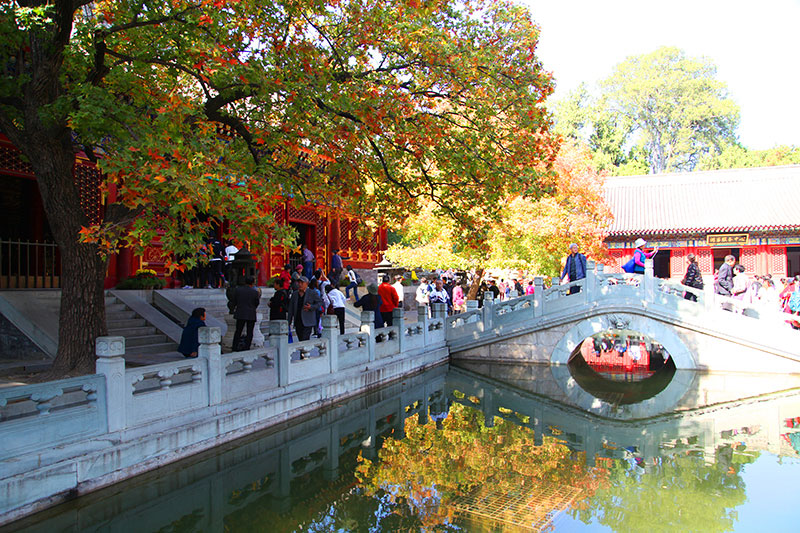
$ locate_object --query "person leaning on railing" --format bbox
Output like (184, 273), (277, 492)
(632, 238), (658, 274)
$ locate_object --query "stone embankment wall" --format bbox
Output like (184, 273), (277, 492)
(0, 305), (449, 526)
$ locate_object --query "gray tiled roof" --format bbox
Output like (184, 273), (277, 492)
(603, 165), (800, 236)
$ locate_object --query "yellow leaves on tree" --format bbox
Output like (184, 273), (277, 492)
(356, 401), (608, 529)
(385, 141), (613, 277)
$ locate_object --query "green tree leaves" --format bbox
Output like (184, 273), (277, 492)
(0, 0), (559, 373)
(554, 47), (740, 175)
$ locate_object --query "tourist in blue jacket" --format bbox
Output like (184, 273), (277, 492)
(561, 243), (587, 295)
(178, 307), (206, 358)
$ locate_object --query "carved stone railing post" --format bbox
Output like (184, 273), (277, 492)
(392, 307), (405, 354)
(95, 336), (126, 432)
(417, 304), (430, 346)
(360, 311), (376, 362)
(466, 300), (479, 312)
(321, 314), (339, 373)
(596, 262), (605, 278)
(269, 320), (290, 386)
(534, 277), (544, 318)
(644, 258), (655, 302)
(705, 286), (715, 311)
(482, 292), (494, 331)
(508, 289), (518, 299)
(585, 260), (596, 302)
(198, 327), (222, 405)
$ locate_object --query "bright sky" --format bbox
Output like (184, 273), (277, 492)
(520, 0), (800, 149)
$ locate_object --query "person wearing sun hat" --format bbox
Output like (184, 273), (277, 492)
(354, 282), (383, 329)
(632, 238), (658, 274)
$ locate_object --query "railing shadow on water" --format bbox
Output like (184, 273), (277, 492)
(0, 365), (449, 533)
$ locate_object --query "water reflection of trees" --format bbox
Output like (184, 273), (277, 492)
(354, 401), (755, 532)
(572, 443), (754, 532)
(356, 402), (608, 530)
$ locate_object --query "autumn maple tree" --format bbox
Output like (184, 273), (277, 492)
(384, 141), (612, 296)
(0, 0), (556, 374)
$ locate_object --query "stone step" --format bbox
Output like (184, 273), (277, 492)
(106, 310), (137, 321)
(125, 334), (170, 348)
(181, 291), (228, 297)
(104, 296), (118, 306)
(107, 318), (147, 329)
(203, 308), (231, 317)
(126, 342), (179, 355)
(183, 297), (230, 306)
(107, 326), (158, 338)
(105, 303), (128, 314)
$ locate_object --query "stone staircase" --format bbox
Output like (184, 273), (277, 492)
(174, 288), (232, 326)
(105, 293), (180, 361)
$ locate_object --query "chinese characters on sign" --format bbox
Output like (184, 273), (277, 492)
(706, 234), (749, 247)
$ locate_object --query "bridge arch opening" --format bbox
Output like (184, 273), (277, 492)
(550, 313), (697, 370)
(549, 313), (698, 418)
(567, 330), (677, 406)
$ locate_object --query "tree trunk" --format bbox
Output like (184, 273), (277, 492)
(51, 239), (109, 375)
(467, 268), (485, 301)
(25, 139), (108, 376)
(0, 4), (107, 376)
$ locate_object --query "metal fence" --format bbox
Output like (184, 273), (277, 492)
(0, 239), (61, 289)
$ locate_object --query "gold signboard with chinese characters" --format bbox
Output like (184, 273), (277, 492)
(706, 233), (749, 247)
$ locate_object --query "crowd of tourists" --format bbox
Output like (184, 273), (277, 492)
(710, 253), (800, 322)
(179, 236), (241, 289)
(178, 240), (800, 357)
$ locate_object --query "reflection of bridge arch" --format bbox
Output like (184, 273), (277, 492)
(447, 365), (800, 464)
(549, 364), (697, 420)
(550, 312), (698, 370)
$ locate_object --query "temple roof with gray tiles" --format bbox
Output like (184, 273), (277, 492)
(603, 165), (800, 237)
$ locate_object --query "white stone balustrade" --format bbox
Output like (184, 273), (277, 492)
(3, 255), (799, 524)
(2, 311), (444, 463)
(0, 373), (106, 460)
(0, 306), (450, 525)
(444, 259), (800, 359)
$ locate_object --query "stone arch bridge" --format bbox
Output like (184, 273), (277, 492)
(445, 260), (800, 374)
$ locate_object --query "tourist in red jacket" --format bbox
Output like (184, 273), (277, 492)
(377, 275), (400, 327)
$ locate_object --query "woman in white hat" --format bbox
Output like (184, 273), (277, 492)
(632, 238), (658, 274)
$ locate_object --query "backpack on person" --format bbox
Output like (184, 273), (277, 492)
(622, 257), (636, 273)
(355, 272), (363, 284)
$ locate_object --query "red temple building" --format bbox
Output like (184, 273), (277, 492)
(0, 134), (386, 289)
(602, 165), (800, 281)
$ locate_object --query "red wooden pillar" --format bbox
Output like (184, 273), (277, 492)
(330, 217), (340, 252)
(118, 248), (133, 281)
(258, 249), (269, 286)
(105, 253), (118, 288)
(379, 227), (388, 256)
